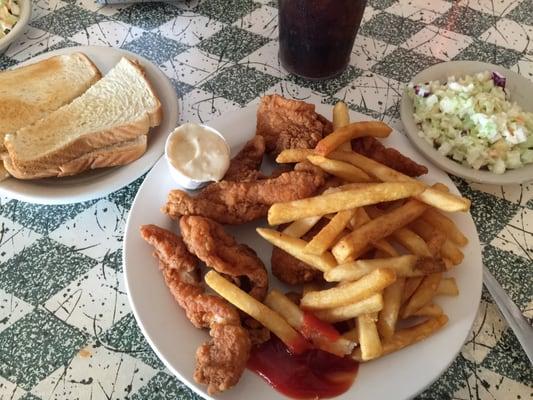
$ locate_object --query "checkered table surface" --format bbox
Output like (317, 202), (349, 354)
(0, 0), (532, 398)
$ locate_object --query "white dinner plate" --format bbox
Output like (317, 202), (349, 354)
(400, 61), (533, 185)
(123, 104), (483, 400)
(0, 45), (178, 204)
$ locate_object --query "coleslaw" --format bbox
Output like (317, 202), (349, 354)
(0, 0), (20, 39)
(407, 71), (533, 174)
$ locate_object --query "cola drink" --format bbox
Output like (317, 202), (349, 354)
(278, 0), (367, 80)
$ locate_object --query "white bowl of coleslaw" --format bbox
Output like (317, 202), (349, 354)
(0, 0), (31, 54)
(400, 61), (533, 185)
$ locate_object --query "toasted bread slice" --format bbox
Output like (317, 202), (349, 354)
(0, 53), (101, 151)
(5, 57), (162, 174)
(2, 135), (147, 179)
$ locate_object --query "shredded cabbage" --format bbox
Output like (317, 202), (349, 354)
(0, 0), (20, 39)
(407, 71), (533, 173)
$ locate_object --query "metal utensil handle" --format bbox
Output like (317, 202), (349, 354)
(483, 266), (533, 365)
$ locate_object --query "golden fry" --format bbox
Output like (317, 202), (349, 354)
(324, 255), (443, 282)
(333, 101), (352, 151)
(257, 228), (336, 272)
(303, 282), (322, 296)
(353, 315), (448, 361)
(314, 293), (383, 323)
(301, 268), (396, 309)
(282, 216), (322, 238)
(307, 155), (372, 182)
(332, 199), (428, 262)
(410, 219), (464, 265)
(265, 290), (355, 356)
(402, 277), (423, 304)
(356, 313), (383, 361)
(314, 121), (392, 156)
(412, 303), (443, 318)
(402, 272), (443, 318)
(330, 151), (471, 212)
(391, 227), (432, 257)
(422, 209), (468, 246)
(305, 209), (355, 255)
(377, 278), (405, 339)
(276, 148), (314, 164)
(204, 271), (308, 354)
(436, 277), (459, 296)
(373, 239), (400, 257)
(268, 182), (424, 225)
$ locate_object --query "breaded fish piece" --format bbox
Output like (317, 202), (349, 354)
(140, 224), (251, 395)
(256, 94), (332, 156)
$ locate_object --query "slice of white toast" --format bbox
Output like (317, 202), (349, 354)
(0, 53), (102, 151)
(5, 57), (162, 174)
(2, 135), (147, 179)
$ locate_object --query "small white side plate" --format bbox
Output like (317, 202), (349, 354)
(123, 104), (483, 400)
(0, 45), (178, 204)
(400, 61), (533, 185)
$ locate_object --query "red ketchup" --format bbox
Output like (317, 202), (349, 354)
(248, 337), (359, 399)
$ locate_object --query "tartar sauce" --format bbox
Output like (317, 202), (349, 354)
(166, 123), (230, 183)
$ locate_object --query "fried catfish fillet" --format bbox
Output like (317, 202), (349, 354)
(256, 94), (333, 156)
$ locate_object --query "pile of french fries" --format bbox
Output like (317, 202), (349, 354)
(206, 101), (470, 363)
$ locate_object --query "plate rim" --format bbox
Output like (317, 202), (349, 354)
(0, 45), (178, 204)
(123, 104), (483, 400)
(400, 60), (533, 185)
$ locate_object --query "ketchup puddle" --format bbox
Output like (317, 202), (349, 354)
(248, 337), (359, 399)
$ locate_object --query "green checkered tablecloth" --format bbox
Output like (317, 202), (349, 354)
(1, 0), (532, 399)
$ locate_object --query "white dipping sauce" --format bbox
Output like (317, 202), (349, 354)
(166, 123), (230, 182)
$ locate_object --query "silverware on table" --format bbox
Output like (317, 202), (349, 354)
(483, 266), (533, 365)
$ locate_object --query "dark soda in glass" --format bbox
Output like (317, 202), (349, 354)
(278, 0), (367, 80)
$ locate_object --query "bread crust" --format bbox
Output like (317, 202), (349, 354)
(2, 136), (147, 179)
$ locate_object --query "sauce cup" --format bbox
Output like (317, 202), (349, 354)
(164, 123), (230, 190)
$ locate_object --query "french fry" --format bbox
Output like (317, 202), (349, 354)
(377, 278), (405, 339)
(350, 207), (371, 229)
(313, 293), (383, 323)
(204, 271), (309, 354)
(268, 182), (425, 225)
(353, 315), (449, 361)
(282, 216), (322, 238)
(412, 303), (443, 317)
(332, 199), (428, 262)
(422, 209), (468, 246)
(356, 313), (383, 361)
(330, 151), (470, 212)
(307, 155), (373, 182)
(402, 277), (423, 303)
(402, 272), (443, 318)
(276, 148), (314, 164)
(410, 219), (464, 265)
(426, 228), (447, 257)
(332, 101), (352, 151)
(391, 227), (432, 257)
(305, 209), (355, 255)
(432, 182), (450, 192)
(265, 290), (355, 356)
(257, 228), (336, 272)
(373, 239), (400, 257)
(314, 121), (392, 156)
(301, 268), (396, 310)
(324, 255), (444, 282)
(436, 277), (459, 296)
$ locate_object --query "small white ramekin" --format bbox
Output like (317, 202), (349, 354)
(164, 123), (230, 190)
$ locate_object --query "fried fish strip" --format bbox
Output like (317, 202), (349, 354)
(140, 224), (251, 395)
